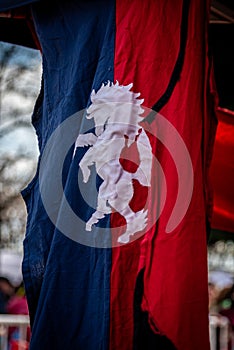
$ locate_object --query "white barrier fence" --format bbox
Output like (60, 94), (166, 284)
(209, 314), (232, 350)
(0, 313), (232, 349)
(0, 314), (29, 350)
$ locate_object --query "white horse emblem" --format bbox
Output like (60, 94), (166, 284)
(74, 82), (152, 243)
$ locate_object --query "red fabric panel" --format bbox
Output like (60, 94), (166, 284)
(111, 1), (215, 349)
(211, 108), (234, 233)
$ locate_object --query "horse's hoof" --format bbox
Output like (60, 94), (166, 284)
(86, 223), (92, 231)
(117, 234), (130, 244)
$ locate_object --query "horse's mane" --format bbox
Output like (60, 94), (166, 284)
(86, 81), (144, 126)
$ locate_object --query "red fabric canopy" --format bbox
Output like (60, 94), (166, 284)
(211, 107), (234, 233)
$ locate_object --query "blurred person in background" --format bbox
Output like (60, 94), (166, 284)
(219, 284), (234, 330)
(208, 272), (234, 349)
(0, 276), (15, 313)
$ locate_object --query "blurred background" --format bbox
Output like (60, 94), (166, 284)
(0, 42), (41, 253)
(0, 1), (233, 349)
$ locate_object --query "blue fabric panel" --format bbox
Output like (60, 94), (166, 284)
(21, 1), (115, 349)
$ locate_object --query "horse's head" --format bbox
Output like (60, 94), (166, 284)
(86, 81), (144, 136)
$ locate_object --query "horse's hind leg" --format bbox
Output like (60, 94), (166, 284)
(86, 210), (105, 231)
(86, 191), (111, 231)
(117, 208), (148, 244)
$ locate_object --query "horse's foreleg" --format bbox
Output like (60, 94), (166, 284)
(79, 149), (95, 183)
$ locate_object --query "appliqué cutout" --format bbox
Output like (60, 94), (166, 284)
(74, 82), (152, 243)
